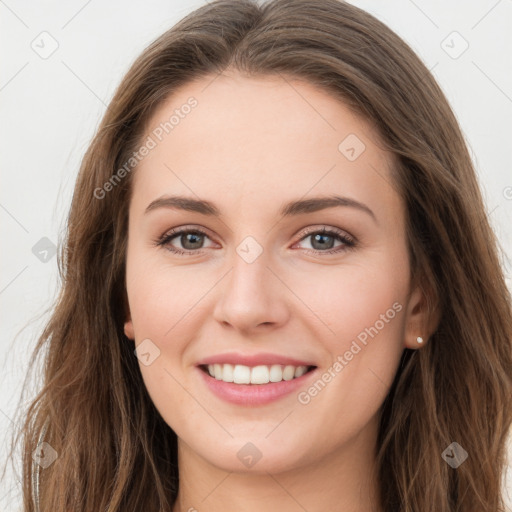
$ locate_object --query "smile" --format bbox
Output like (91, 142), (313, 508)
(201, 363), (315, 384)
(197, 361), (318, 406)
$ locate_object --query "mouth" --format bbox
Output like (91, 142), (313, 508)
(199, 363), (317, 385)
(196, 361), (319, 406)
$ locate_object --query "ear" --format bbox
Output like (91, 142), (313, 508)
(124, 318), (135, 340)
(403, 278), (441, 349)
(123, 289), (135, 340)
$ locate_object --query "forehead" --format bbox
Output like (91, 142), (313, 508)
(131, 72), (399, 220)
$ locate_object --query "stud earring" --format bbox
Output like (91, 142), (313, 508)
(416, 336), (424, 344)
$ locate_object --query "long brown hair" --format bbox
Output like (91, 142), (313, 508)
(7, 0), (511, 510)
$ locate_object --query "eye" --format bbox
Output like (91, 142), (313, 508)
(154, 225), (356, 256)
(154, 226), (215, 256)
(293, 226), (356, 255)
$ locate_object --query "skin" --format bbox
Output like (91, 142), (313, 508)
(123, 70), (434, 512)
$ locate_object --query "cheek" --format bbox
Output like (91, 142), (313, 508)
(126, 246), (211, 340)
(290, 259), (407, 347)
(291, 260), (407, 437)
(126, 250), (201, 428)
(289, 256), (407, 405)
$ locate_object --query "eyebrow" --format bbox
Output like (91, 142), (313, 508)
(144, 194), (376, 222)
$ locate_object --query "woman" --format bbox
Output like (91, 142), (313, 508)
(10, 0), (512, 510)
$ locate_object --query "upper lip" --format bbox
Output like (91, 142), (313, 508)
(196, 352), (317, 367)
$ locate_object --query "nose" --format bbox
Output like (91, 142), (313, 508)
(212, 248), (290, 334)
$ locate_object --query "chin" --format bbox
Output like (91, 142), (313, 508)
(183, 432), (314, 475)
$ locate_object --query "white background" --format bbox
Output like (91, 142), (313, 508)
(1, 0), (511, 509)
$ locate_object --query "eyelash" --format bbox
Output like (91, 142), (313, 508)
(154, 225), (356, 256)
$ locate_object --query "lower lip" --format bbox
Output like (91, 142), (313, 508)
(197, 366), (317, 406)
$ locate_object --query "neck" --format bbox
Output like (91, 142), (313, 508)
(172, 417), (383, 512)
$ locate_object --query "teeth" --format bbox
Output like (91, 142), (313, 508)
(206, 363), (311, 384)
(233, 364), (251, 384)
(294, 366), (307, 378)
(269, 364), (282, 382)
(282, 365), (295, 381)
(250, 365), (269, 384)
(222, 363), (234, 382)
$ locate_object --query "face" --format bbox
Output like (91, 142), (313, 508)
(123, 71), (427, 474)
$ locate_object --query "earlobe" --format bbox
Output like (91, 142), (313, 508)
(123, 289), (135, 340)
(124, 319), (135, 340)
(403, 281), (441, 349)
